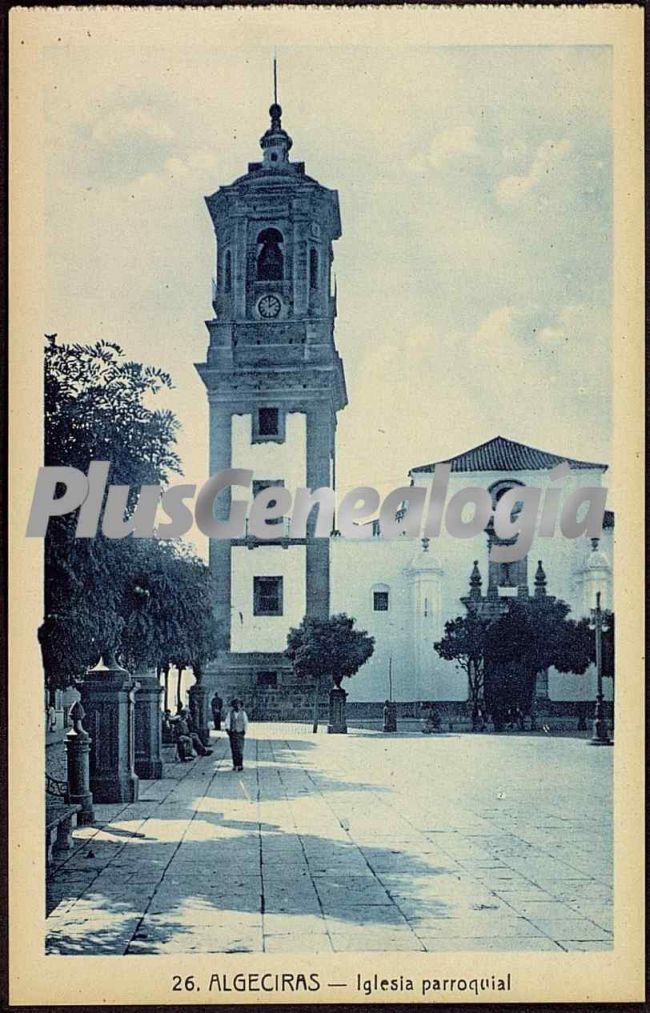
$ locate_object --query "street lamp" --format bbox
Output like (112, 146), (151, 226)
(383, 620), (397, 732)
(589, 591), (613, 746)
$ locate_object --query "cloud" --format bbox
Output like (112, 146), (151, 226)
(536, 303), (597, 350)
(91, 107), (175, 145)
(41, 43), (611, 501)
(124, 150), (220, 198)
(411, 124), (478, 171)
(497, 138), (572, 205)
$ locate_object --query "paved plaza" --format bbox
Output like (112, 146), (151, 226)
(46, 725), (613, 955)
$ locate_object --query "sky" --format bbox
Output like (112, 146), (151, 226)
(41, 40), (612, 553)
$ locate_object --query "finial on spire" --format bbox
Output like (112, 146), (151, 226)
(469, 560), (482, 601)
(269, 53), (282, 128)
(534, 559), (547, 597)
(260, 54), (292, 166)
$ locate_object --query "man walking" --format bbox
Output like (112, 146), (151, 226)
(225, 698), (249, 771)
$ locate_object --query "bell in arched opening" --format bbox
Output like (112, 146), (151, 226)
(256, 227), (284, 281)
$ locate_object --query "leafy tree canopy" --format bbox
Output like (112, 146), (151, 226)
(435, 596), (599, 721)
(45, 338), (180, 481)
(40, 339), (221, 687)
(285, 613), (375, 687)
(119, 540), (222, 677)
(435, 614), (490, 677)
(484, 597), (593, 677)
(434, 613), (491, 726)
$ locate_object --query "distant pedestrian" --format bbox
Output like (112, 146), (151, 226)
(47, 704), (56, 732)
(211, 691), (223, 731)
(225, 698), (249, 771)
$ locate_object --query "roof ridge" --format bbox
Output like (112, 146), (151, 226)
(410, 434), (608, 474)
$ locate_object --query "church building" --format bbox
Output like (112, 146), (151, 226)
(196, 98), (613, 719)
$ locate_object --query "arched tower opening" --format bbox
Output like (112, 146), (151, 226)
(256, 228), (284, 281)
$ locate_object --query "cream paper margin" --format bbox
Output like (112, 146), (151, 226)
(8, 5), (644, 1006)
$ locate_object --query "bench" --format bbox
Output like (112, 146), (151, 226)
(45, 772), (81, 865)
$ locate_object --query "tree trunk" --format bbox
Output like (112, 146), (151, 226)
(162, 665), (169, 712)
(312, 684), (320, 734)
(176, 666), (184, 711)
(468, 661), (477, 731)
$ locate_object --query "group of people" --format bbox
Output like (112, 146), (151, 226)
(163, 693), (249, 771)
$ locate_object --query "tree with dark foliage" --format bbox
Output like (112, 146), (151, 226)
(286, 614), (375, 732)
(435, 597), (595, 731)
(434, 613), (491, 730)
(40, 338), (220, 688)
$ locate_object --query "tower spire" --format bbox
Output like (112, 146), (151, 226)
(260, 54), (292, 167)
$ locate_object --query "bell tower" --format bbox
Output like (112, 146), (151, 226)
(195, 86), (347, 698)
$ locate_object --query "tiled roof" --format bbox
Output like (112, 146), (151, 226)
(410, 435), (608, 475)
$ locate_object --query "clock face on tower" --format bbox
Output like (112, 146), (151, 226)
(257, 294), (282, 319)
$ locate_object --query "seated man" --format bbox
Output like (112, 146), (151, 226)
(170, 713), (194, 761)
(182, 708), (213, 757)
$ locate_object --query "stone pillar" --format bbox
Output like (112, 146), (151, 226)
(134, 669), (164, 780)
(65, 702), (94, 825)
(383, 701), (397, 733)
(535, 668), (549, 701)
(306, 406), (332, 619)
(234, 216), (247, 319)
(80, 655), (139, 803)
(407, 539), (444, 706)
(188, 680), (211, 746)
(328, 685), (347, 734)
(209, 401), (233, 649)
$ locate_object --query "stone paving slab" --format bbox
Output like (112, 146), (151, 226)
(46, 725), (613, 954)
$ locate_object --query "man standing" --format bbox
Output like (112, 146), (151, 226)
(225, 698), (249, 771)
(211, 691), (223, 731)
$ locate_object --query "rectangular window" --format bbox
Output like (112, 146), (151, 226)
(373, 591), (389, 612)
(252, 479), (285, 525)
(252, 406), (286, 444)
(253, 576), (283, 616)
(256, 671), (278, 688)
(258, 407), (279, 435)
(497, 559), (527, 588)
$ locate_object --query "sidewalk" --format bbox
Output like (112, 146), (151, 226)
(46, 724), (613, 955)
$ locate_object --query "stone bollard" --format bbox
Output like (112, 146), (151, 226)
(188, 682), (211, 746)
(328, 685), (348, 734)
(65, 701), (95, 825)
(383, 701), (397, 732)
(134, 668), (164, 780)
(80, 653), (139, 803)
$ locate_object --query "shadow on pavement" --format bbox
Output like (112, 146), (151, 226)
(46, 736), (452, 955)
